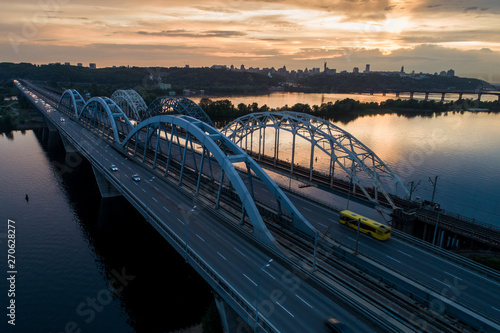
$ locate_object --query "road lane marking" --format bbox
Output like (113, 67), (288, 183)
(154, 186), (160, 191)
(493, 306), (500, 312)
(212, 231), (221, 238)
(276, 302), (295, 317)
(264, 270), (276, 280)
(328, 218), (336, 222)
(295, 294), (313, 308)
(302, 207), (312, 212)
(142, 188), (147, 193)
(163, 206), (170, 213)
(177, 218), (185, 225)
(317, 222), (328, 228)
(152, 197), (158, 203)
(196, 234), (205, 242)
(234, 247), (247, 258)
(444, 271), (463, 280)
(386, 255), (401, 263)
(217, 252), (227, 260)
(243, 274), (257, 286)
(433, 278), (451, 287)
(397, 250), (413, 258)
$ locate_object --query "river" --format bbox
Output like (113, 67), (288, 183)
(189, 91), (499, 109)
(0, 129), (212, 332)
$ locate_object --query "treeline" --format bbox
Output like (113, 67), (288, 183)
(294, 72), (493, 93)
(199, 97), (500, 121)
(0, 62), (280, 95)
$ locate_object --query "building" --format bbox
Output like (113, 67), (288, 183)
(353, 67), (359, 74)
(77, 63), (82, 67)
(158, 83), (172, 90)
(89, 63), (96, 69)
(364, 64), (370, 73)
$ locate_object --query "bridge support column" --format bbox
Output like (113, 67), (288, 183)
(214, 293), (250, 333)
(424, 92), (429, 101)
(477, 93), (482, 102)
(44, 117), (58, 132)
(59, 134), (78, 153)
(441, 93), (446, 102)
(91, 166), (122, 198)
(395, 92), (400, 98)
(409, 92), (414, 99)
(458, 93), (463, 101)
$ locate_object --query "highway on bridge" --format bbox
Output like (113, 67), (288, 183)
(250, 176), (500, 329)
(48, 102), (376, 332)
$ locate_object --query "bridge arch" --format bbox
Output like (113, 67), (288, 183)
(145, 96), (214, 126)
(222, 112), (410, 208)
(78, 97), (134, 144)
(111, 89), (148, 122)
(57, 89), (86, 119)
(120, 115), (316, 248)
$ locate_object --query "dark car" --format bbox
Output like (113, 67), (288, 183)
(325, 317), (353, 333)
(132, 174), (141, 182)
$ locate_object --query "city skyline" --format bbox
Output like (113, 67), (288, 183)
(1, 0), (500, 82)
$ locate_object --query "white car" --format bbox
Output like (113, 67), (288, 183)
(110, 165), (118, 171)
(60, 117), (65, 122)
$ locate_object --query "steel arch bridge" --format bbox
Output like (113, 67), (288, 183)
(145, 96), (214, 127)
(120, 114), (316, 248)
(222, 112), (410, 208)
(111, 89), (148, 122)
(57, 89), (86, 119)
(78, 97), (135, 144)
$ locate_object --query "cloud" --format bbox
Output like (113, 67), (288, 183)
(137, 30), (247, 38)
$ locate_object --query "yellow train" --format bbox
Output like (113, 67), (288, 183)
(339, 210), (391, 241)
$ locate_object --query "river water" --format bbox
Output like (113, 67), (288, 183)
(190, 91), (499, 109)
(0, 129), (212, 332)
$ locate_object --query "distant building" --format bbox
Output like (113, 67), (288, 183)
(158, 83), (172, 90)
(364, 64), (370, 73)
(447, 69), (455, 77)
(89, 63), (96, 69)
(64, 62), (70, 66)
(439, 70), (447, 76)
(401, 66), (405, 73)
(353, 67), (359, 74)
(77, 63), (82, 67)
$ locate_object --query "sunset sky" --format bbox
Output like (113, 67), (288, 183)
(1, 0), (499, 81)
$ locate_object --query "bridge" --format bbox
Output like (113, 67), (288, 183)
(15, 79), (500, 333)
(356, 89), (500, 102)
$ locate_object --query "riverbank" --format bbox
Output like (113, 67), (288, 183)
(0, 100), (45, 133)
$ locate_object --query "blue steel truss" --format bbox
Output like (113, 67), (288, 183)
(58, 89), (86, 119)
(78, 97), (134, 144)
(111, 89), (148, 122)
(145, 96), (214, 127)
(222, 112), (410, 208)
(120, 115), (316, 248)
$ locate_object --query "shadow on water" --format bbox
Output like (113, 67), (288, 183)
(33, 128), (213, 332)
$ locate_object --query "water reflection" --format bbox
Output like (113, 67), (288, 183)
(32, 128), (212, 332)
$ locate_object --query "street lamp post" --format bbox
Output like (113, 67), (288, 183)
(432, 209), (441, 246)
(312, 232), (318, 270)
(255, 259), (273, 331)
(185, 205), (197, 263)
